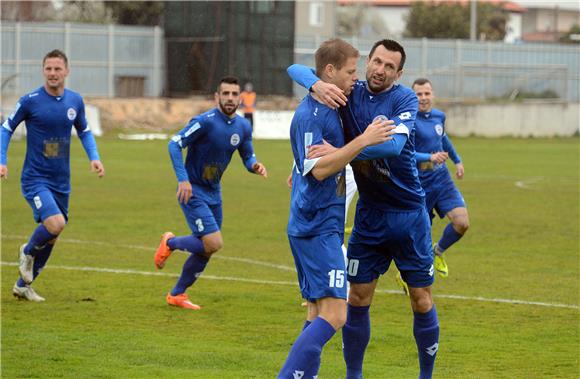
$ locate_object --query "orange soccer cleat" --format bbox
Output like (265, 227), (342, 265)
(154, 232), (175, 269)
(166, 293), (201, 310)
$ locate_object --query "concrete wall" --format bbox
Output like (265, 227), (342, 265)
(445, 102), (580, 137)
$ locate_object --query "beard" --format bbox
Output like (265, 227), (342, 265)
(219, 100), (238, 117)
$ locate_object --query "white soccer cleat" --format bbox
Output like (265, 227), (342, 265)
(18, 243), (34, 284)
(13, 283), (45, 302)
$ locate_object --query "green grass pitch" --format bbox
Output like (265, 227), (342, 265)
(2, 136), (578, 378)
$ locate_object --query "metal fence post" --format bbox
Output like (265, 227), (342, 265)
(15, 22), (21, 95)
(108, 24), (114, 98)
(421, 37), (428, 77)
(153, 26), (161, 97)
(454, 39), (462, 100)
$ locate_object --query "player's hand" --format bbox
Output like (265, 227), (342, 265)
(177, 181), (192, 204)
(311, 80), (347, 108)
(430, 152), (448, 164)
(252, 162), (268, 178)
(361, 118), (395, 146)
(0, 165), (7, 179)
(307, 140), (337, 159)
(455, 163), (465, 179)
(286, 173), (293, 188)
(90, 160), (105, 178)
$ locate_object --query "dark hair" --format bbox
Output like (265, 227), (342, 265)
(43, 49), (68, 67)
(217, 76), (240, 91)
(315, 39), (360, 78)
(412, 78), (432, 88)
(368, 39), (406, 71)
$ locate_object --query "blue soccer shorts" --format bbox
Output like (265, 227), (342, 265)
(425, 173), (466, 220)
(347, 205), (434, 288)
(180, 197), (222, 237)
(288, 232), (348, 303)
(23, 187), (69, 223)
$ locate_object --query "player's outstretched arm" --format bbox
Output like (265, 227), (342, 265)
(90, 160), (105, 178)
(310, 118), (393, 181)
(287, 64), (347, 108)
(252, 162), (268, 178)
(0, 165), (7, 179)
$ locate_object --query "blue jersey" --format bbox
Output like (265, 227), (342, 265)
(1, 86), (99, 195)
(287, 95), (346, 237)
(341, 81), (424, 211)
(415, 108), (461, 189)
(168, 107), (257, 205)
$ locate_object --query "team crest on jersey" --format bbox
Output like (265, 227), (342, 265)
(230, 133), (240, 146)
(435, 124), (444, 136)
(67, 108), (77, 120)
(373, 114), (388, 123)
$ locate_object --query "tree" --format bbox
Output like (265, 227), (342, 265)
(560, 24), (580, 44)
(404, 1), (508, 41)
(104, 2), (164, 26)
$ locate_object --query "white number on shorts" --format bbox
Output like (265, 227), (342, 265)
(328, 270), (345, 288)
(347, 259), (359, 276)
(33, 196), (43, 209)
(195, 218), (204, 232)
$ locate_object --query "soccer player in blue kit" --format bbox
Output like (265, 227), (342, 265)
(154, 76), (267, 310)
(412, 78), (469, 278)
(288, 39), (440, 379)
(1, 49), (105, 302)
(279, 38), (395, 379)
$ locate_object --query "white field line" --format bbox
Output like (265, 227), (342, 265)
(2, 235), (296, 272)
(2, 236), (579, 310)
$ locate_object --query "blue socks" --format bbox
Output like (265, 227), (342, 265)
(278, 316), (336, 379)
(170, 252), (209, 296)
(24, 224), (56, 256)
(167, 235), (204, 254)
(414, 305), (440, 379)
(168, 235), (207, 296)
(437, 223), (463, 253)
(17, 243), (55, 287)
(301, 319), (321, 378)
(343, 304), (371, 379)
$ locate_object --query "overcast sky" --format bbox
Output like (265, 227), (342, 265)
(515, 0), (580, 11)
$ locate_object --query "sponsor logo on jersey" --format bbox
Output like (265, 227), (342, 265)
(230, 133), (240, 146)
(67, 108), (77, 120)
(313, 107), (318, 117)
(399, 111), (412, 120)
(28, 92), (39, 98)
(435, 124), (444, 136)
(373, 114), (388, 123)
(429, 264), (434, 277)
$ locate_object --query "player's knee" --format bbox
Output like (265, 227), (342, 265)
(409, 290), (433, 313)
(203, 236), (223, 255)
(43, 216), (66, 235)
(453, 217), (470, 234)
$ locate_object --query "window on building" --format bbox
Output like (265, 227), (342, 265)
(309, 2), (323, 27)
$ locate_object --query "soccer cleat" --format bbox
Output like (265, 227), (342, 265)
(13, 283), (45, 302)
(18, 243), (34, 284)
(395, 271), (409, 296)
(154, 232), (175, 269)
(345, 226), (353, 234)
(166, 293), (201, 310)
(434, 254), (449, 278)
